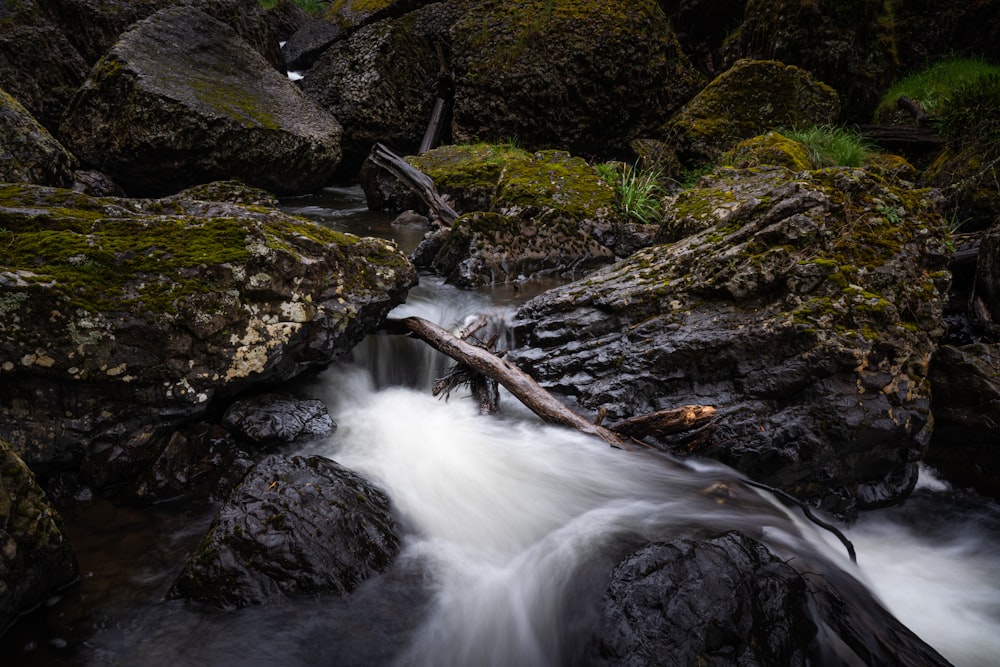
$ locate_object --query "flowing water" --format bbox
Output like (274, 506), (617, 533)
(4, 185), (1000, 666)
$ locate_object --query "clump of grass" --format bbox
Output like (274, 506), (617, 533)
(877, 57), (1000, 118)
(782, 126), (875, 168)
(937, 72), (1000, 145)
(597, 162), (665, 224)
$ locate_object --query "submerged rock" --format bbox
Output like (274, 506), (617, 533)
(0, 183), (417, 479)
(222, 393), (336, 447)
(60, 5), (342, 196)
(0, 437), (78, 632)
(508, 165), (950, 516)
(170, 454), (401, 608)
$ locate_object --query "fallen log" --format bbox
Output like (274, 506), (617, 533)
(367, 143), (459, 226)
(394, 316), (639, 450)
(388, 315), (857, 562)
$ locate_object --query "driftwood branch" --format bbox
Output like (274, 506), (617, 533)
(368, 143), (459, 226)
(395, 316), (639, 450)
(386, 315), (856, 563)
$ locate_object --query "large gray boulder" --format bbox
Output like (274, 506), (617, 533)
(0, 436), (78, 632)
(60, 6), (342, 196)
(508, 165), (951, 516)
(0, 184), (417, 476)
(169, 454), (401, 608)
(299, 1), (457, 174)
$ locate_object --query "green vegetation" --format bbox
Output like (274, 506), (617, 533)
(781, 126), (875, 168)
(258, 0), (328, 15)
(937, 72), (1000, 145)
(876, 57), (1000, 118)
(596, 162), (665, 224)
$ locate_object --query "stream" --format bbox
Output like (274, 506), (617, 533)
(3, 185), (1000, 666)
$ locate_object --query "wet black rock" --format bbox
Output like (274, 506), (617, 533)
(170, 454), (401, 608)
(222, 393), (336, 447)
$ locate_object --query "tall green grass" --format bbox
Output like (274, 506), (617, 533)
(877, 57), (1000, 118)
(782, 126), (875, 168)
(596, 163), (665, 224)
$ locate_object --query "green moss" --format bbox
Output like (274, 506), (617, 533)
(192, 78), (280, 130)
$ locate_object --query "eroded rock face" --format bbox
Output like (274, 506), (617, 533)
(0, 184), (417, 473)
(508, 166), (950, 516)
(222, 393), (336, 447)
(60, 6), (342, 196)
(449, 0), (704, 155)
(0, 87), (76, 187)
(169, 454), (400, 608)
(0, 436), (78, 632)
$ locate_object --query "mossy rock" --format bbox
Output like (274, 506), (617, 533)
(0, 183), (417, 469)
(59, 5), (342, 196)
(734, 0), (897, 122)
(923, 143), (1000, 232)
(449, 0), (704, 156)
(721, 132), (815, 171)
(399, 144), (630, 286)
(665, 59), (841, 166)
(0, 436), (77, 630)
(323, 0), (420, 31)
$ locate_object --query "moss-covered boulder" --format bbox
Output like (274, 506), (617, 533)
(0, 86), (76, 187)
(721, 132), (816, 172)
(0, 183), (417, 475)
(449, 0), (704, 156)
(59, 5), (341, 197)
(733, 0), (897, 122)
(508, 166), (951, 517)
(665, 59), (841, 166)
(300, 1), (456, 174)
(0, 436), (78, 631)
(367, 144), (634, 287)
(169, 454), (400, 608)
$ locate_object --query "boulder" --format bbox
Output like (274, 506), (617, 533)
(0, 436), (78, 632)
(366, 144), (636, 287)
(169, 454), (401, 608)
(0, 87), (76, 187)
(281, 18), (343, 72)
(664, 59), (841, 166)
(733, 0), (897, 122)
(0, 183), (417, 478)
(590, 531), (949, 666)
(976, 223), (1000, 322)
(927, 343), (1000, 498)
(299, 2), (458, 174)
(0, 0), (89, 132)
(59, 6), (342, 197)
(222, 393), (336, 447)
(508, 166), (951, 516)
(448, 0), (704, 156)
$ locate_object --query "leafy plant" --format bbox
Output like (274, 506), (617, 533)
(876, 57), (1000, 118)
(596, 162), (666, 224)
(782, 126), (875, 168)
